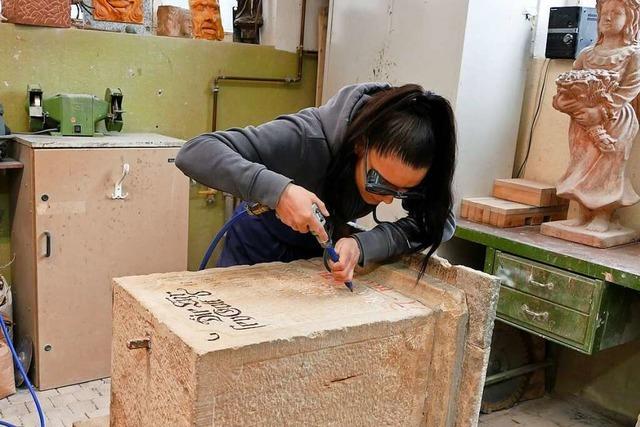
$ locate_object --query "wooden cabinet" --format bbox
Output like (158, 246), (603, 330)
(10, 134), (189, 390)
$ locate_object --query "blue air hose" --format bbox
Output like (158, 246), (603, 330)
(199, 208), (249, 270)
(0, 315), (45, 427)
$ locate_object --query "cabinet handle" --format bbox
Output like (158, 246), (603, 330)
(528, 275), (554, 290)
(521, 304), (549, 323)
(44, 231), (51, 257)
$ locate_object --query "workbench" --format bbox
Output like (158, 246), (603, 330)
(455, 219), (640, 355)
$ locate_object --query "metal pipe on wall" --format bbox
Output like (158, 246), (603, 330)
(211, 0), (308, 132)
(213, 0), (309, 222)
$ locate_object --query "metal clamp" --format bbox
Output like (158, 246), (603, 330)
(521, 304), (549, 323)
(111, 163), (130, 200)
(528, 275), (554, 290)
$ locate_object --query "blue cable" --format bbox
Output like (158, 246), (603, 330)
(0, 315), (45, 427)
(199, 209), (249, 270)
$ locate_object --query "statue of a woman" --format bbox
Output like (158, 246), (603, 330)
(548, 0), (640, 245)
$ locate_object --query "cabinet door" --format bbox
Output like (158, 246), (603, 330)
(33, 147), (188, 389)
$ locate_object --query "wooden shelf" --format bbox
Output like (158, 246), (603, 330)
(0, 157), (24, 170)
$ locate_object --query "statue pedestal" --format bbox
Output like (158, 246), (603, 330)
(540, 220), (640, 248)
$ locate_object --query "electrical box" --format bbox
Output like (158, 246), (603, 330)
(545, 7), (597, 59)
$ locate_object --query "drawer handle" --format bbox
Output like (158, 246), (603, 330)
(521, 304), (550, 323)
(528, 275), (554, 291)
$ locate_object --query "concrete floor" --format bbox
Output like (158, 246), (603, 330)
(0, 380), (636, 426)
(479, 395), (636, 427)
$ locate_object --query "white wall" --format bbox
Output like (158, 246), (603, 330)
(453, 0), (533, 201)
(261, 0), (328, 52)
(322, 0), (533, 233)
(322, 0), (470, 106)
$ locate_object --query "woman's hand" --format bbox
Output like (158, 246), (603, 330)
(275, 183), (329, 242)
(328, 237), (361, 283)
(574, 107), (604, 127)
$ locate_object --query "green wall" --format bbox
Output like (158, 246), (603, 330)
(0, 23), (317, 270)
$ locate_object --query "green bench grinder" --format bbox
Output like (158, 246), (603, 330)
(27, 84), (124, 136)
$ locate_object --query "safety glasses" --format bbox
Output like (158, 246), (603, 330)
(364, 144), (425, 200)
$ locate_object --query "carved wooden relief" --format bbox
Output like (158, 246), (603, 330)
(157, 5), (192, 38)
(1, 0), (70, 28)
(94, 0), (143, 24)
(189, 0), (224, 41)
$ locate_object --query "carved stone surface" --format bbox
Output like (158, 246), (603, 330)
(156, 5), (192, 38)
(93, 0), (143, 24)
(546, 0), (640, 247)
(111, 257), (499, 426)
(189, 0), (224, 40)
(1, 0), (70, 28)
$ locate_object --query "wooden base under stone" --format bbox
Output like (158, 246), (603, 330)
(541, 220), (640, 248)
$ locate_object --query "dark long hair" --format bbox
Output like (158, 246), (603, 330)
(327, 84), (457, 280)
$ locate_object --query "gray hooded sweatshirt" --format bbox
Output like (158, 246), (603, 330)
(175, 82), (455, 265)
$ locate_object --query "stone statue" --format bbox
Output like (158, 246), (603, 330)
(189, 0), (224, 41)
(157, 5), (192, 38)
(543, 0), (640, 247)
(94, 0), (143, 24)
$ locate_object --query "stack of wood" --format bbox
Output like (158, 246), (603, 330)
(460, 178), (569, 228)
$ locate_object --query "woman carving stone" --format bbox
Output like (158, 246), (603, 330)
(552, 0), (640, 233)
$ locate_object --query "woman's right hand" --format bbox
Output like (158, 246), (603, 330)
(275, 183), (330, 242)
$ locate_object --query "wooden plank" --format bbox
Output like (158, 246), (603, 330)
(8, 143), (40, 387)
(315, 7), (329, 107)
(460, 197), (568, 228)
(13, 133), (184, 149)
(454, 219), (640, 291)
(541, 220), (640, 249)
(0, 157), (24, 169)
(493, 178), (567, 207)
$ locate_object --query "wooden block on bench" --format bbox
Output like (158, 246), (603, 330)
(493, 178), (567, 207)
(460, 197), (568, 228)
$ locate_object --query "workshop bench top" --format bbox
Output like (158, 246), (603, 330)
(455, 219), (640, 292)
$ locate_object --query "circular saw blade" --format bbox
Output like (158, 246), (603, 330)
(481, 323), (531, 414)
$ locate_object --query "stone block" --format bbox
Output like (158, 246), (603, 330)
(111, 257), (499, 426)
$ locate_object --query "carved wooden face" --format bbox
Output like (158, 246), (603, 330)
(94, 0), (143, 24)
(599, 0), (627, 37)
(189, 0), (224, 40)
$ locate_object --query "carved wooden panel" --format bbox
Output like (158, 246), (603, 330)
(156, 5), (192, 38)
(94, 0), (143, 24)
(1, 0), (70, 28)
(189, 0), (224, 40)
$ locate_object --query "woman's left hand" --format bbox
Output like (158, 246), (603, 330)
(328, 237), (361, 283)
(574, 107), (603, 127)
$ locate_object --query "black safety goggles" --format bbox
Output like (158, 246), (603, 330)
(364, 146), (425, 200)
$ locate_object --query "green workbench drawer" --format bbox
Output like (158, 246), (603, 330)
(497, 287), (590, 346)
(491, 251), (640, 354)
(494, 252), (597, 314)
